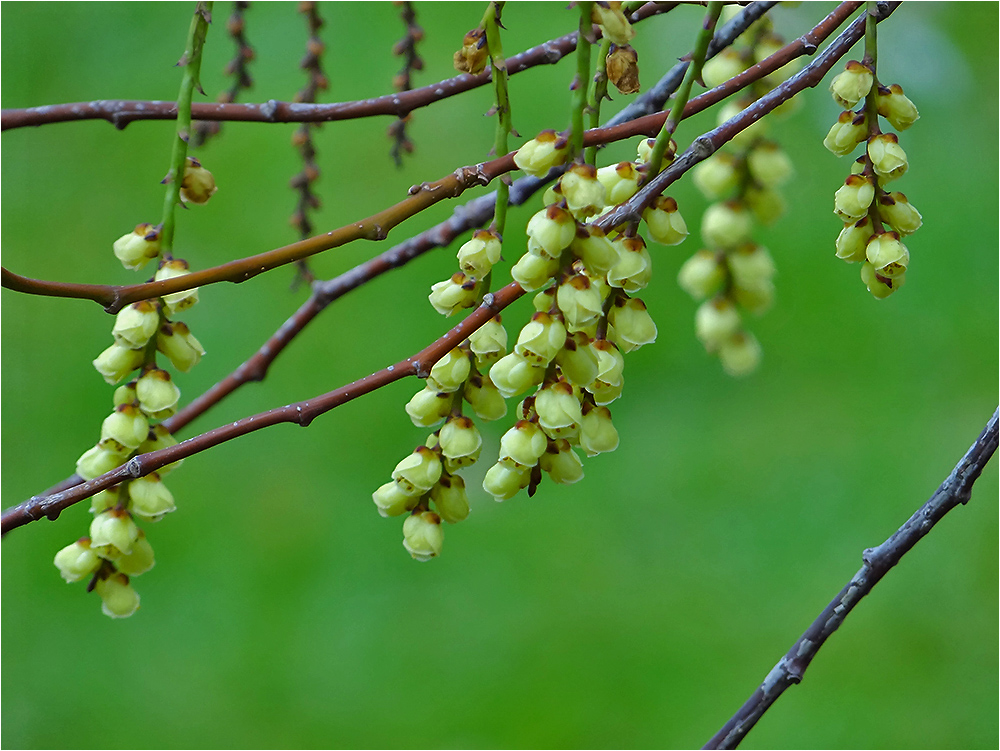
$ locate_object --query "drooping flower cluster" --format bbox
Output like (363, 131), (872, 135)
(54, 157), (211, 618)
(680, 13), (798, 376)
(375, 135), (688, 561)
(824, 60), (920, 298)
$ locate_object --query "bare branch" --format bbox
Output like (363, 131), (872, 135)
(0, 3), (675, 132)
(0, 282), (527, 535)
(703, 407), (999, 750)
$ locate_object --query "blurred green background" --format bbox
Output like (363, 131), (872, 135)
(2, 3), (996, 749)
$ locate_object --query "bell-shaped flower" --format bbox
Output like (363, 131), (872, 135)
(128, 474), (176, 523)
(511, 250), (560, 292)
(157, 321), (205, 373)
(406, 388), (453, 428)
(179, 157), (217, 205)
(526, 205), (577, 258)
(718, 331), (762, 377)
(490, 352), (545, 399)
(597, 162), (639, 205)
(835, 217), (875, 263)
(453, 27), (488, 75)
(438, 416), (482, 467)
(463, 373), (507, 421)
(535, 381), (583, 440)
(457, 229), (503, 278)
(876, 83), (919, 131)
(392, 446), (443, 495)
(113, 224), (161, 271)
(701, 201), (752, 249)
(701, 48), (746, 89)
(427, 347), (471, 393)
(554, 333), (600, 388)
(636, 137), (676, 172)
(877, 192), (922, 236)
(76, 443), (128, 481)
(829, 60), (873, 108)
(867, 133), (908, 182)
(695, 297), (742, 350)
(54, 538), (102, 582)
(101, 404), (149, 452)
(834, 175), (875, 222)
(692, 153), (739, 200)
(483, 459), (531, 501)
(402, 511), (444, 561)
(513, 130), (569, 178)
(572, 225), (618, 276)
(865, 232), (909, 278)
(607, 297), (657, 352)
(642, 196), (689, 247)
(155, 259), (199, 315)
(373, 481), (420, 518)
(677, 249), (725, 300)
(499, 420), (548, 467)
(93, 342), (145, 385)
(430, 474), (470, 524)
(115, 530), (155, 577)
(587, 340), (625, 405)
(136, 368), (181, 419)
(860, 260), (905, 299)
(607, 236), (652, 293)
(747, 142), (793, 188)
(429, 272), (477, 316)
(823, 111), (868, 157)
(95, 572), (141, 618)
(514, 312), (566, 366)
(112, 301), (160, 349)
(556, 275), (602, 333)
(591, 2), (635, 46)
(559, 164), (607, 220)
(579, 404), (619, 457)
(469, 316), (507, 369)
(539, 439), (584, 484)
(90, 509), (139, 557)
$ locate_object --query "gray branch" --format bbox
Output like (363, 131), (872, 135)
(704, 407), (1000, 749)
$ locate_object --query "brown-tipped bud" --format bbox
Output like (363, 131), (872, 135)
(606, 44), (640, 95)
(453, 27), (488, 75)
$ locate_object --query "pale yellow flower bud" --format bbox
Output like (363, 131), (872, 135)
(557, 274), (603, 332)
(90, 509), (139, 556)
(499, 420), (548, 467)
(469, 316), (507, 370)
(95, 572), (141, 618)
(430, 474), (470, 524)
(876, 83), (919, 131)
(692, 153), (739, 200)
(526, 205), (577, 258)
(514, 312), (567, 366)
(559, 164), (607, 220)
(829, 60), (873, 108)
(453, 27), (488, 75)
(677, 250), (725, 300)
(457, 229), (503, 279)
(607, 236), (652, 293)
(695, 297), (741, 350)
(608, 297), (657, 352)
(865, 232), (909, 278)
(76, 443), (128, 481)
(539, 439), (584, 484)
(636, 137), (676, 171)
(572, 224), (618, 276)
(554, 333), (600, 388)
(747, 142), (793, 188)
(877, 192), (922, 236)
(579, 403), (619, 457)
(535, 381), (582, 440)
(155, 259), (199, 315)
(591, 2), (634, 46)
(373, 481), (420, 518)
(511, 250), (560, 292)
(157, 321), (205, 373)
(463, 373), (507, 421)
(136, 368), (181, 418)
(128, 474), (176, 522)
(860, 260), (905, 299)
(438, 416), (482, 467)
(429, 272), (477, 316)
(834, 175), (875, 221)
(702, 48), (746, 89)
(392, 446), (443, 495)
(101, 404), (149, 451)
(113, 224), (161, 271)
(179, 156), (217, 205)
(112, 301), (160, 349)
(835, 217), (875, 263)
(54, 538), (101, 582)
(867, 133), (908, 181)
(596, 162), (640, 206)
(483, 460), (531, 501)
(823, 111), (868, 157)
(93, 342), (144, 385)
(427, 347), (471, 393)
(115, 530), (155, 577)
(642, 196), (689, 247)
(702, 201), (753, 249)
(403, 510), (444, 561)
(718, 331), (762, 377)
(513, 130), (569, 178)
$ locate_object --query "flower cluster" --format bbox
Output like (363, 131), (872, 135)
(55, 158), (211, 618)
(376, 135), (688, 561)
(824, 60), (920, 298)
(681, 14), (798, 376)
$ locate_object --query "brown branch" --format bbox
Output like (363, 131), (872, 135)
(0, 3), (673, 132)
(703, 407), (1000, 749)
(7, 2), (779, 515)
(0, 0), (858, 315)
(0, 282), (527, 535)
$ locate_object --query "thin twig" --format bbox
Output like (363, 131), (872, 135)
(0, 283), (527, 534)
(703, 407), (1000, 750)
(0, 4), (674, 132)
(387, 1), (423, 167)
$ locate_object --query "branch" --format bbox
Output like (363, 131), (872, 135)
(0, 283), (527, 535)
(0, 3), (674, 132)
(703, 407), (1000, 750)
(4, 1), (853, 512)
(1, 1), (861, 314)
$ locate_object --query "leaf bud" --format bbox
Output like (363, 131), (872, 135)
(402, 510), (444, 562)
(95, 571), (141, 618)
(642, 196), (689, 247)
(179, 156), (217, 205)
(430, 474), (470, 524)
(155, 259), (200, 315)
(428, 272), (477, 316)
(54, 538), (101, 582)
(513, 130), (569, 178)
(829, 60), (873, 108)
(113, 224), (161, 271)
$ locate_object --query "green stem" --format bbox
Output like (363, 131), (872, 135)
(645, 0), (722, 181)
(862, 1), (884, 232)
(483, 1), (510, 236)
(585, 37), (612, 165)
(159, 2), (213, 255)
(569, 1), (594, 162)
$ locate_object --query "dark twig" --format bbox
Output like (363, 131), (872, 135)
(388, 1), (424, 167)
(703, 407), (1000, 750)
(289, 1), (328, 285)
(192, 1), (254, 147)
(0, 283), (527, 534)
(0, 4), (676, 132)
